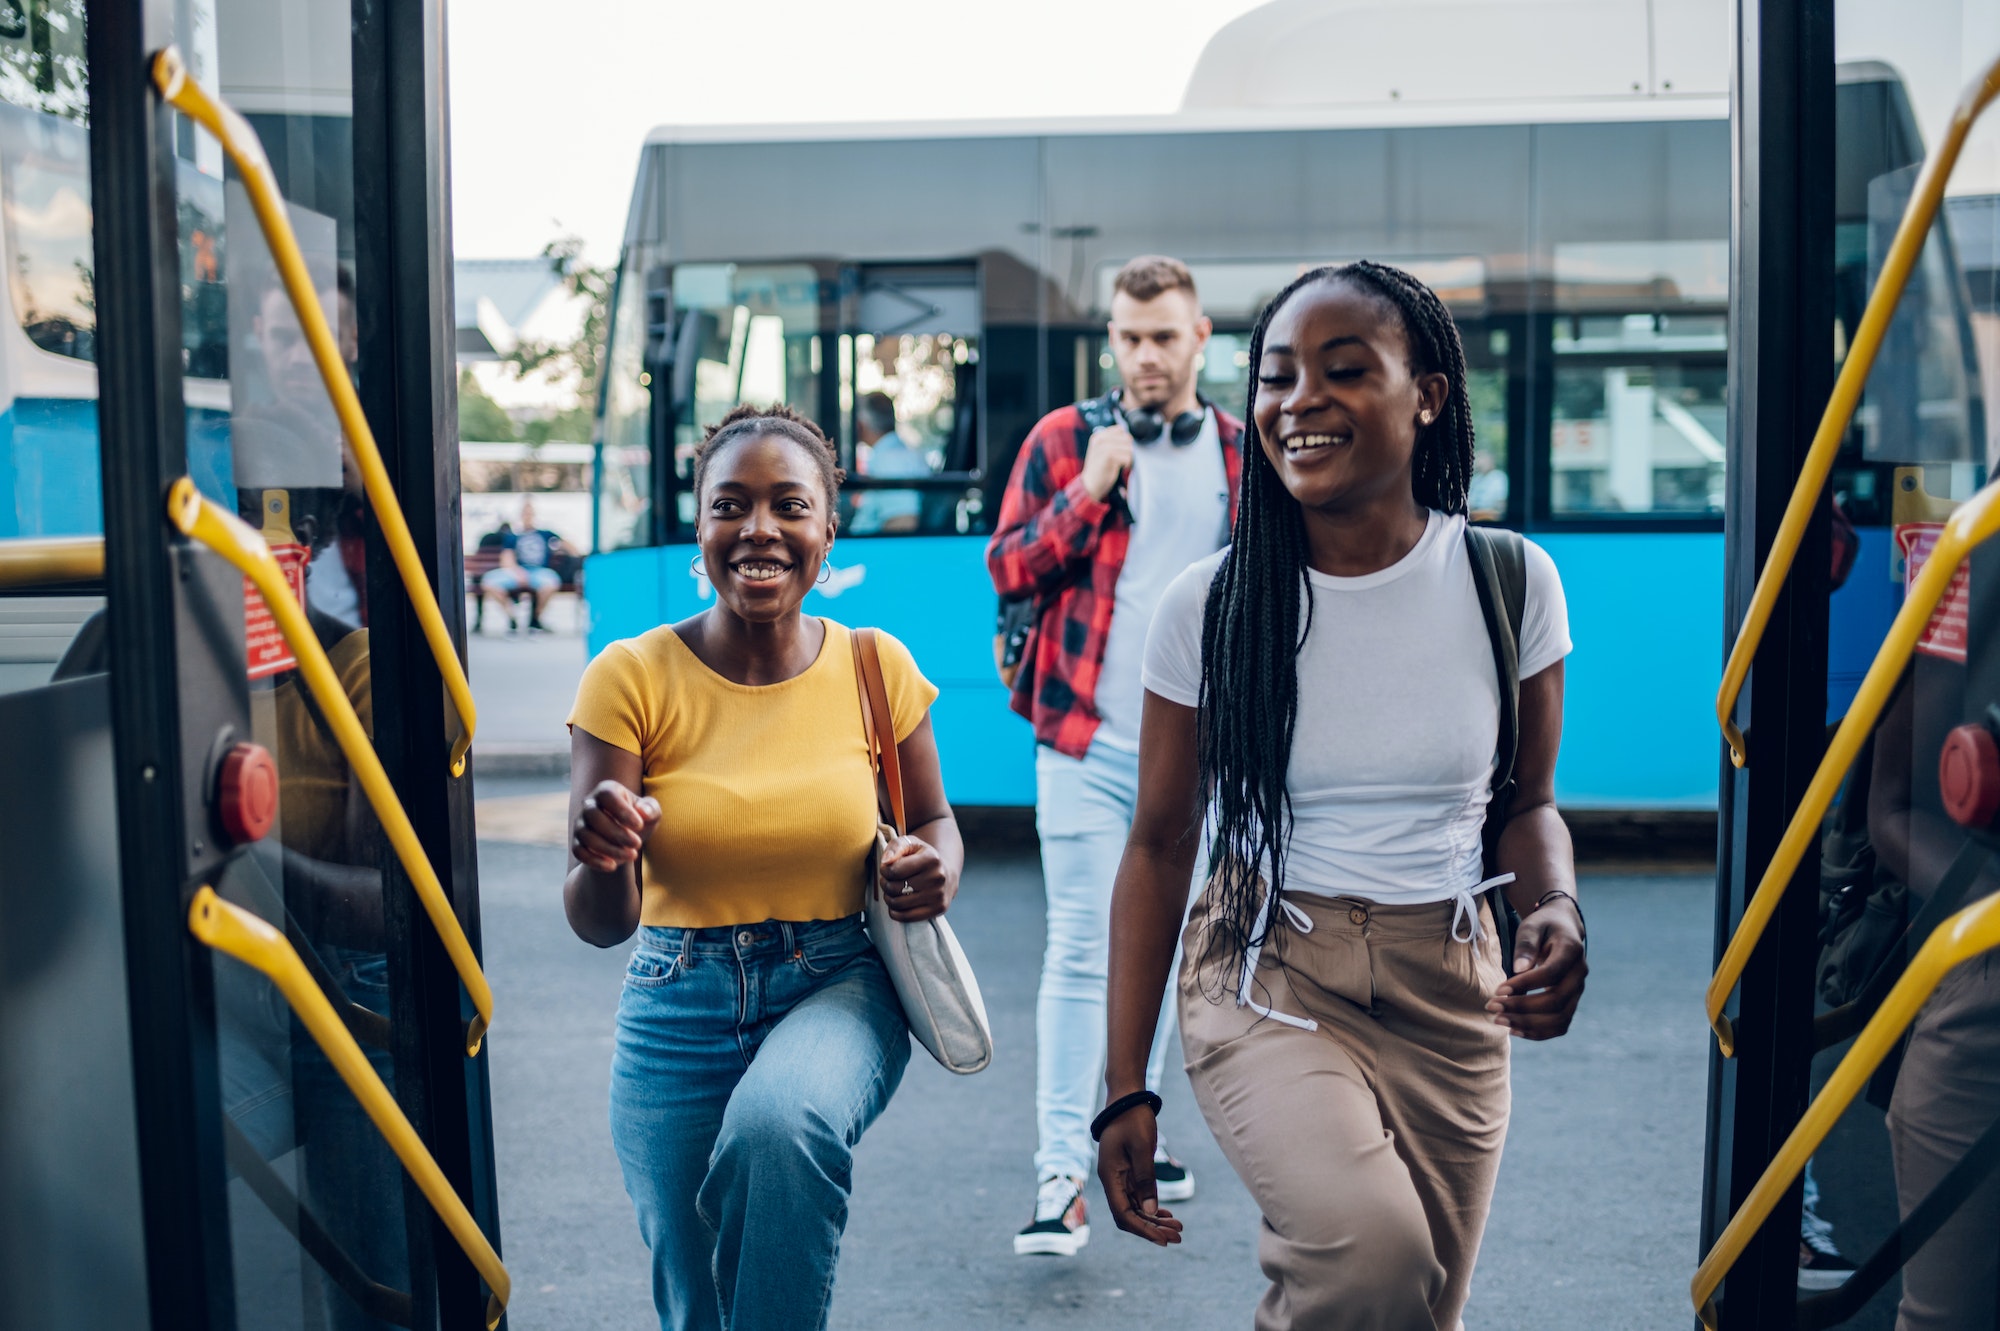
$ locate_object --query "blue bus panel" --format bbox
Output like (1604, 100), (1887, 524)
(585, 530), (1836, 812)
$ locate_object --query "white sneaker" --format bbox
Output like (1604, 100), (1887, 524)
(1152, 1139), (1196, 1203)
(1014, 1174), (1090, 1256)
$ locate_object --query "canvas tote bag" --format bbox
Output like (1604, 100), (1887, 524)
(850, 628), (993, 1074)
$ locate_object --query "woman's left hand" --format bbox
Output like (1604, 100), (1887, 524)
(1488, 899), (1587, 1040)
(880, 834), (955, 922)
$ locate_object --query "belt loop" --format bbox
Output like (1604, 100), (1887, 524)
(779, 920), (797, 956)
(678, 926), (695, 969)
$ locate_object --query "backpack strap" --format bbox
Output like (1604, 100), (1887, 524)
(1464, 523), (1528, 970)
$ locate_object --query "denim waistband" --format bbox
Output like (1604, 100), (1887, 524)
(636, 914), (866, 959)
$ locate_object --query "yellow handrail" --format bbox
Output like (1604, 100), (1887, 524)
(1714, 52), (2000, 769)
(1707, 472), (2000, 1055)
(188, 887), (508, 1329)
(1692, 884), (2000, 1328)
(151, 45), (477, 778)
(0, 535), (104, 588)
(168, 479), (493, 1055)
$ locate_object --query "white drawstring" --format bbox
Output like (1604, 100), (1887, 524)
(1239, 876), (1517, 1030)
(1451, 873), (1517, 944)
(1238, 897), (1319, 1031)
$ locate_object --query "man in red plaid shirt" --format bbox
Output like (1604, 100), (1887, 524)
(987, 256), (1242, 1257)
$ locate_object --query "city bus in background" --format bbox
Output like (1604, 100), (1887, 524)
(582, 0), (1992, 810)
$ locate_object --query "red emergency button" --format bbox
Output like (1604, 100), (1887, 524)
(1939, 724), (2000, 829)
(216, 742), (278, 844)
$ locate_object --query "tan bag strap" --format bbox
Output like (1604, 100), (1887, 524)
(851, 627), (907, 834)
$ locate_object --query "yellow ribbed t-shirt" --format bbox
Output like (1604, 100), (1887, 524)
(566, 619), (939, 928)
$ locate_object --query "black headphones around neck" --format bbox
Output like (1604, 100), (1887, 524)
(1112, 388), (1206, 447)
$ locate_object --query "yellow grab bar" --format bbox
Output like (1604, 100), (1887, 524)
(151, 46), (477, 778)
(1708, 472), (2000, 1055)
(0, 535), (104, 588)
(169, 479), (492, 1055)
(1692, 884), (2000, 1328)
(1715, 52), (2000, 769)
(189, 887), (508, 1329)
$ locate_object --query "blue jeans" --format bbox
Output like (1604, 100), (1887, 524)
(609, 915), (910, 1331)
(1035, 740), (1188, 1181)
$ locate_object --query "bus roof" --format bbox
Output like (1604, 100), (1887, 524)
(642, 0), (1728, 148)
(640, 94), (1727, 148)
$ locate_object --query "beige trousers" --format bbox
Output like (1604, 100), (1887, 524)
(1179, 888), (1512, 1331)
(1888, 951), (2000, 1331)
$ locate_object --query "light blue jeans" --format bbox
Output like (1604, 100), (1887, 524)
(609, 915), (910, 1331)
(1035, 740), (1188, 1181)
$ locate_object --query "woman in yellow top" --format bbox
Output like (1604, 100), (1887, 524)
(565, 404), (961, 1331)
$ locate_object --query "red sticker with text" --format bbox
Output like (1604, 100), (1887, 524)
(1896, 522), (1970, 664)
(246, 543), (310, 680)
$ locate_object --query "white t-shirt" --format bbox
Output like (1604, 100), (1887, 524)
(1093, 410), (1232, 753)
(1142, 510), (1571, 904)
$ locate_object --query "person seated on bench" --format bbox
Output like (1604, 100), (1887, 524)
(479, 499), (567, 633)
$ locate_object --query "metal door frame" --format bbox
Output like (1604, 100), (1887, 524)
(87, 0), (497, 1324)
(1705, 0), (1837, 1325)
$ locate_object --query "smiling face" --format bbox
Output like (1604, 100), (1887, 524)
(1252, 278), (1448, 515)
(695, 432), (836, 623)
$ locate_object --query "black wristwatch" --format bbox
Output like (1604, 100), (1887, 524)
(1090, 1090), (1164, 1142)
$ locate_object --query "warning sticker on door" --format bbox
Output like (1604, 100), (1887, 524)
(246, 543), (310, 680)
(1895, 522), (1970, 663)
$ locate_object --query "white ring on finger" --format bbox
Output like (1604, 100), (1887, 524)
(899, 883), (914, 896)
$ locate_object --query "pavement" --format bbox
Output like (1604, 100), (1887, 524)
(465, 595), (587, 774)
(477, 795), (1714, 1331)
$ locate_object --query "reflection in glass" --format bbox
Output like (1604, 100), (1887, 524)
(1551, 359), (1725, 515)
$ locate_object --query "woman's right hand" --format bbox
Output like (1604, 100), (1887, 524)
(1096, 1104), (1183, 1247)
(571, 779), (660, 873)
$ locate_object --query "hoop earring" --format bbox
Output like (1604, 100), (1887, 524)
(816, 563), (832, 585)
(689, 555), (705, 578)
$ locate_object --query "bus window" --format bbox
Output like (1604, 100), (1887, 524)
(1550, 348), (1726, 516)
(841, 264), (979, 536)
(598, 263), (653, 551)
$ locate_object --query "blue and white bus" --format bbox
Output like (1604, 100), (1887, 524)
(582, 3), (1983, 810)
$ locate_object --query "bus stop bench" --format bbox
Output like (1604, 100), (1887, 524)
(465, 546), (579, 631)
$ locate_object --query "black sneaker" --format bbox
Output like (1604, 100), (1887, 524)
(1799, 1235), (1858, 1290)
(1014, 1175), (1089, 1256)
(1153, 1141), (1195, 1203)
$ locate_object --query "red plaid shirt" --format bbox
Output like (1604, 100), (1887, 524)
(986, 399), (1243, 758)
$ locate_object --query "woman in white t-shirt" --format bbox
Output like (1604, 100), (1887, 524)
(1092, 261), (1587, 1331)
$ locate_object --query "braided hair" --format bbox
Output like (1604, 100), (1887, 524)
(1192, 260), (1477, 995)
(694, 402), (847, 514)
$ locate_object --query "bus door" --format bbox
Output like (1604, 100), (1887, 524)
(0, 0), (502, 1327)
(1705, 0), (2000, 1323)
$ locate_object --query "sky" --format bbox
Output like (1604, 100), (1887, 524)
(445, 0), (2000, 266)
(445, 0), (1267, 264)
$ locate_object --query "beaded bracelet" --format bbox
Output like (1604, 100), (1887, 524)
(1533, 888), (1588, 954)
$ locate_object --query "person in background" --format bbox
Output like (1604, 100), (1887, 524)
(847, 391), (929, 535)
(1468, 447), (1508, 521)
(479, 498), (567, 633)
(987, 254), (1241, 1257)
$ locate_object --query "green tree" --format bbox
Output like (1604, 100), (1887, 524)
(457, 368), (519, 443)
(501, 234), (613, 400)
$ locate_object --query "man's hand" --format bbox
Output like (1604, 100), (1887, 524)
(1080, 425), (1135, 502)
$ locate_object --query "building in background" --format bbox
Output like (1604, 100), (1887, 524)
(455, 256), (596, 553)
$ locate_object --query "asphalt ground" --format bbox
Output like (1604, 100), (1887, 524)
(478, 803), (1713, 1331)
